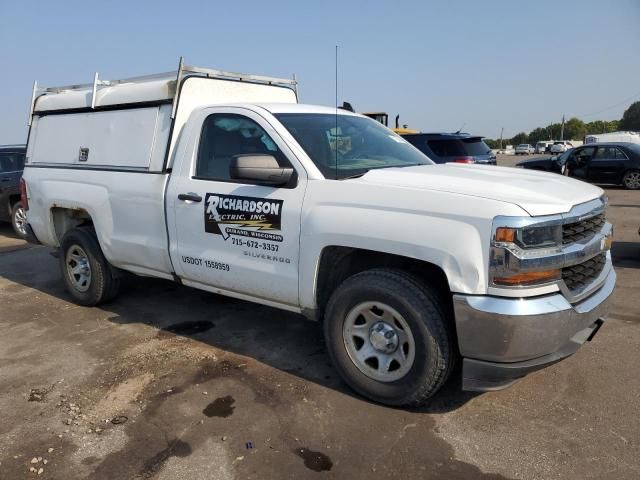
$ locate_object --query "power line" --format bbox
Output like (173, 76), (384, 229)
(573, 90), (640, 119)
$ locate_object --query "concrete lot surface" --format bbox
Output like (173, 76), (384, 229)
(1, 160), (639, 479)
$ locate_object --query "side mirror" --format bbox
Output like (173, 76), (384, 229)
(229, 154), (294, 186)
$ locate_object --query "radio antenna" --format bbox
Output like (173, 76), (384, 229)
(335, 44), (339, 180)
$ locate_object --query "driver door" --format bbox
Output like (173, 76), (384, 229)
(166, 107), (306, 308)
(568, 146), (595, 180)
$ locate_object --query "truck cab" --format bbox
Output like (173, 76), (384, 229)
(21, 61), (616, 406)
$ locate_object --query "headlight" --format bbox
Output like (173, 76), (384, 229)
(495, 225), (561, 249)
(491, 222), (563, 288)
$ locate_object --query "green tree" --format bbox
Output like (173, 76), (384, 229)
(528, 127), (549, 145)
(585, 120), (619, 134)
(510, 132), (528, 145)
(562, 117), (586, 141)
(619, 101), (640, 131)
(484, 138), (500, 149)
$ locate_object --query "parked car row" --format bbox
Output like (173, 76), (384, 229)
(517, 142), (640, 189)
(0, 144), (27, 237)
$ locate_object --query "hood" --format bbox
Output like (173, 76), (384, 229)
(353, 164), (603, 216)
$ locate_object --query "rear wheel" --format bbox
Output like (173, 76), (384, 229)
(622, 170), (640, 190)
(323, 269), (454, 407)
(59, 226), (120, 306)
(11, 202), (27, 238)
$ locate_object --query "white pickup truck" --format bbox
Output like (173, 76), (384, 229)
(21, 61), (615, 406)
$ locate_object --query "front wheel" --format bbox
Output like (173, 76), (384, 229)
(323, 269), (454, 406)
(11, 202), (27, 238)
(622, 170), (640, 190)
(59, 226), (120, 306)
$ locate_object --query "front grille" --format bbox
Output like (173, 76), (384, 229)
(562, 213), (605, 245)
(562, 253), (607, 293)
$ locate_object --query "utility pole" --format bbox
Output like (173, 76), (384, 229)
(560, 115), (565, 141)
(499, 127), (504, 150)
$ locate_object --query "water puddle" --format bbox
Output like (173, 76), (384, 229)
(160, 320), (215, 336)
(203, 395), (235, 418)
(294, 447), (333, 472)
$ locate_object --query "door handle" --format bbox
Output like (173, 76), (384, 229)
(178, 192), (202, 203)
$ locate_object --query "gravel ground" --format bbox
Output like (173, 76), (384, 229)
(0, 160), (638, 479)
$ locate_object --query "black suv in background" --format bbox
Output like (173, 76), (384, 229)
(401, 132), (497, 165)
(0, 145), (27, 238)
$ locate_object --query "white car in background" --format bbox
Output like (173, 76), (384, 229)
(515, 144), (534, 155)
(536, 141), (554, 154)
(551, 141), (573, 154)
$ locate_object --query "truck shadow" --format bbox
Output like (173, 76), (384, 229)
(0, 244), (478, 413)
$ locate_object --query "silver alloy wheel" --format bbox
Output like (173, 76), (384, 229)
(66, 245), (92, 292)
(343, 301), (416, 382)
(623, 171), (640, 189)
(13, 206), (27, 236)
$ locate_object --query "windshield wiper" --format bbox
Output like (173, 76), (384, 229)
(341, 171), (369, 180)
(339, 163), (426, 180)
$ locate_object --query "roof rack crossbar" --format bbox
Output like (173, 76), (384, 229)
(28, 57), (299, 121)
(34, 63), (296, 95)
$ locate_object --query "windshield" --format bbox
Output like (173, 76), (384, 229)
(274, 113), (432, 179)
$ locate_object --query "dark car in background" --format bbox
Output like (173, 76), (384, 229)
(0, 145), (27, 237)
(401, 132), (497, 165)
(516, 149), (572, 174)
(564, 142), (640, 189)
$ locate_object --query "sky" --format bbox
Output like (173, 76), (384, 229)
(1, 0), (639, 144)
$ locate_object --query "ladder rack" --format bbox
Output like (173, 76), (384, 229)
(28, 57), (298, 125)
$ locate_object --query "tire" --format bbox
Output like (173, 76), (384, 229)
(323, 268), (454, 407)
(59, 226), (120, 306)
(622, 170), (640, 190)
(11, 202), (27, 239)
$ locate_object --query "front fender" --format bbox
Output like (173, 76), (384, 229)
(298, 181), (527, 310)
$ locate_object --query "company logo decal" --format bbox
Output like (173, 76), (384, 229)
(205, 193), (283, 242)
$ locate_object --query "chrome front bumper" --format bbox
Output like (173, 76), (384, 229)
(453, 267), (616, 391)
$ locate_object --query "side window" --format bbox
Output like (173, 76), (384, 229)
(594, 147), (615, 160)
(577, 147), (595, 160)
(196, 114), (288, 181)
(614, 148), (628, 160)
